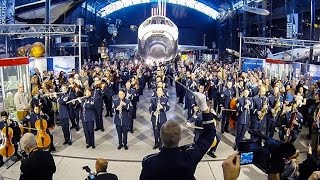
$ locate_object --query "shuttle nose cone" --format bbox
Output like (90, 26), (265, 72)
(149, 44), (166, 59)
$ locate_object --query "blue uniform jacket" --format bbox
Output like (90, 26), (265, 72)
(57, 93), (70, 119)
(112, 98), (132, 126)
(80, 97), (96, 122)
(149, 96), (170, 125)
(236, 97), (253, 124)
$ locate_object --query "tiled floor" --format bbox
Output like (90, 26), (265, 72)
(0, 87), (310, 179)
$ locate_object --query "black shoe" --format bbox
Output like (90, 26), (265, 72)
(50, 147), (56, 152)
(0, 161), (4, 167)
(68, 142), (72, 146)
(207, 152), (217, 158)
(70, 126), (76, 130)
(86, 145), (91, 148)
(153, 145), (159, 149)
(225, 129), (229, 133)
(76, 127), (80, 131)
(110, 114), (113, 117)
(130, 130), (134, 133)
(101, 129), (105, 132)
(105, 114), (108, 117)
(233, 145), (237, 151)
(124, 145), (128, 150)
(307, 134), (311, 140)
(117, 145), (123, 150)
(63, 142), (68, 145)
(15, 154), (22, 160)
(92, 146), (95, 149)
(95, 128), (100, 131)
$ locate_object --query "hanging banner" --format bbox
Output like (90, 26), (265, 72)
(242, 58), (265, 72)
(287, 13), (298, 38)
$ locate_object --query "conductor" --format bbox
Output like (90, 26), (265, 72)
(139, 92), (216, 180)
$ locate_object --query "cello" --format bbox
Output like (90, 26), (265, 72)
(0, 122), (15, 157)
(229, 73), (240, 130)
(35, 117), (51, 148)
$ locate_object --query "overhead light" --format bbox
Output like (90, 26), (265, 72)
(98, 0), (220, 19)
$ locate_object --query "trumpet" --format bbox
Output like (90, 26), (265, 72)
(66, 97), (87, 104)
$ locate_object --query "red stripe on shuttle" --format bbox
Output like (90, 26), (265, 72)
(0, 57), (29, 66)
(266, 59), (293, 64)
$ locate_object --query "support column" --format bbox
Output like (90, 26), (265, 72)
(77, 18), (84, 72)
(45, 0), (50, 57)
(309, 0), (315, 64)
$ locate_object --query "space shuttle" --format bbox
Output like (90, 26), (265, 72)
(109, 1), (207, 63)
(268, 46), (320, 61)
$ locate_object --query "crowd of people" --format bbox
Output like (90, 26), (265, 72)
(1, 57), (320, 179)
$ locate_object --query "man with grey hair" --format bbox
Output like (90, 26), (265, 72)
(19, 133), (56, 180)
(140, 92), (217, 180)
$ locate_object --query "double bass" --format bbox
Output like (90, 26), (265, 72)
(0, 123), (15, 157)
(35, 118), (51, 148)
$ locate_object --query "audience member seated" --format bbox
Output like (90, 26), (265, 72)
(19, 133), (56, 180)
(95, 158), (118, 180)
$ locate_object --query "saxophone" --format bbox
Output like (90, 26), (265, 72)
(271, 97), (281, 117)
(258, 97), (268, 120)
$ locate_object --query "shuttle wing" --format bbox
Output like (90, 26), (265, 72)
(243, 6), (270, 16)
(109, 44), (137, 50)
(178, 45), (207, 52)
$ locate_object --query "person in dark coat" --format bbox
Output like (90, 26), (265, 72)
(94, 158), (118, 180)
(140, 92), (216, 180)
(19, 133), (56, 180)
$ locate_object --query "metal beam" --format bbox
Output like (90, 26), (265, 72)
(243, 36), (320, 48)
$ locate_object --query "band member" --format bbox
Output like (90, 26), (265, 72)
(102, 79), (114, 117)
(113, 90), (132, 150)
(68, 78), (79, 130)
(186, 73), (198, 118)
(30, 87), (44, 110)
(266, 86), (283, 138)
(219, 81), (235, 133)
(149, 87), (170, 149)
(280, 109), (302, 143)
(80, 88), (96, 149)
(72, 86), (83, 131)
(124, 81), (136, 133)
(252, 86), (269, 132)
(23, 106), (56, 151)
(311, 90), (320, 151)
(234, 89), (253, 150)
(93, 77), (104, 132)
(56, 85), (72, 145)
(14, 83), (29, 122)
(0, 111), (22, 166)
(189, 106), (202, 142)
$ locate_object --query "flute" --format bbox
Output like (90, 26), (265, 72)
(42, 92), (64, 97)
(66, 97), (87, 104)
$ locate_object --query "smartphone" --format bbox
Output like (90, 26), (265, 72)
(240, 152), (254, 165)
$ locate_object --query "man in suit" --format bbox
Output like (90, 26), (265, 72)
(19, 133), (56, 180)
(140, 92), (216, 180)
(149, 87), (170, 149)
(95, 158), (118, 180)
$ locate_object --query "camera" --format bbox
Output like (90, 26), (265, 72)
(83, 166), (95, 180)
(238, 130), (285, 174)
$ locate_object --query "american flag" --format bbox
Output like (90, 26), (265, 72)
(151, 0), (166, 16)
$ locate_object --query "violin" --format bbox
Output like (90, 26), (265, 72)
(35, 118), (51, 148)
(0, 123), (15, 157)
